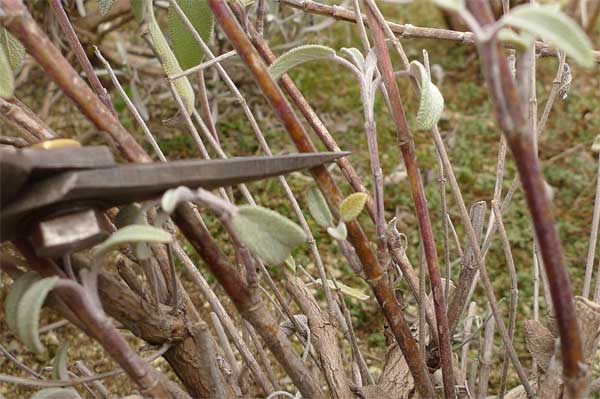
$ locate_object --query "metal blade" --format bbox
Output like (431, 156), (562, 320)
(1, 152), (349, 240)
(0, 146), (115, 206)
(67, 151), (350, 203)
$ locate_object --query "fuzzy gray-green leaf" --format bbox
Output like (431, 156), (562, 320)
(231, 205), (307, 265)
(145, 0), (195, 112)
(502, 4), (595, 68)
(52, 343), (70, 380)
(498, 28), (534, 52)
(307, 187), (333, 228)
(5, 271), (40, 334)
(169, 0), (214, 70)
(98, 0), (114, 16)
(161, 186), (196, 214)
(339, 192), (368, 222)
(16, 276), (60, 353)
(410, 60), (444, 130)
(327, 222), (347, 241)
(269, 45), (336, 80)
(0, 46), (14, 99)
(0, 28), (25, 70)
(31, 388), (80, 399)
(431, 0), (465, 11)
(131, 0), (146, 23)
(92, 225), (171, 258)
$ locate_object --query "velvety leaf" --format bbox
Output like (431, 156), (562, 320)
(0, 28), (25, 70)
(410, 60), (444, 130)
(16, 276), (60, 353)
(339, 192), (368, 222)
(498, 28), (534, 51)
(4, 271), (40, 334)
(131, 0), (146, 23)
(341, 47), (365, 69)
(0, 46), (14, 99)
(52, 343), (70, 381)
(268, 45), (336, 80)
(431, 0), (465, 11)
(30, 388), (80, 399)
(161, 186), (196, 214)
(146, 0), (195, 112)
(364, 48), (378, 81)
(502, 4), (595, 67)
(231, 205), (307, 265)
(168, 0), (214, 70)
(327, 222), (347, 241)
(92, 225), (172, 258)
(306, 187), (333, 228)
(317, 279), (369, 300)
(98, 0), (114, 16)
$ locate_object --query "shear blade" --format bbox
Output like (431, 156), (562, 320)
(1, 151), (348, 241)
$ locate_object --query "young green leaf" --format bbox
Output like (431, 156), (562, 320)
(327, 222), (347, 241)
(0, 46), (15, 99)
(98, 0), (114, 16)
(5, 271), (41, 334)
(52, 343), (70, 380)
(502, 5), (595, 68)
(92, 225), (172, 258)
(0, 28), (25, 70)
(268, 45), (336, 80)
(317, 279), (369, 300)
(410, 60), (444, 131)
(169, 0), (214, 70)
(430, 0), (465, 11)
(145, 0), (195, 113)
(231, 205), (307, 265)
(306, 187), (333, 228)
(339, 192), (368, 222)
(161, 186), (197, 214)
(16, 276), (60, 353)
(30, 388), (80, 399)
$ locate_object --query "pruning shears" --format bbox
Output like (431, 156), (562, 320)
(0, 140), (348, 257)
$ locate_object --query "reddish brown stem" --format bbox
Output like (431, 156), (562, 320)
(1, 2), (319, 397)
(249, 29), (377, 224)
(49, 0), (116, 114)
(173, 206), (325, 399)
(0, 0), (149, 163)
(14, 241), (170, 399)
(206, 0), (435, 396)
(363, 1), (454, 397)
(467, 1), (587, 396)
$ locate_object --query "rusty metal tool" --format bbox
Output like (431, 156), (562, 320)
(0, 144), (348, 257)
